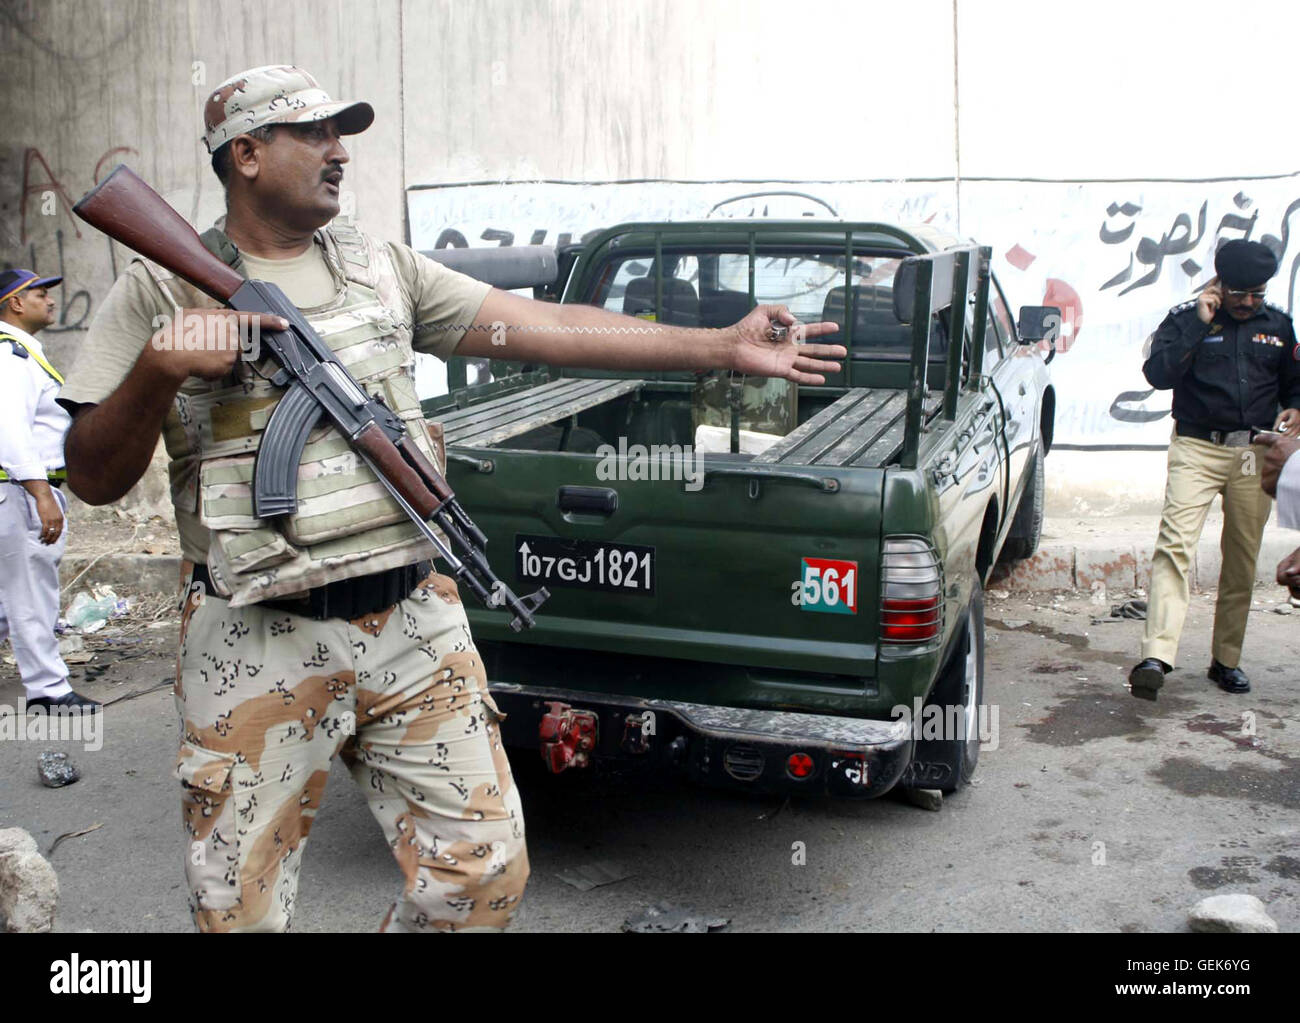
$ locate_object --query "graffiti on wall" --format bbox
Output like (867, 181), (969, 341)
(3, 145), (139, 332)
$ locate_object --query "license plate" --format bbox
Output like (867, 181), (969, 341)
(515, 534), (655, 595)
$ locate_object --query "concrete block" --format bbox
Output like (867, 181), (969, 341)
(1133, 538), (1172, 591)
(60, 554), (183, 599)
(994, 545), (1074, 590)
(1075, 544), (1137, 593)
(1196, 542), (1222, 594)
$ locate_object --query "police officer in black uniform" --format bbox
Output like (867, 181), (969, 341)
(1129, 240), (1300, 700)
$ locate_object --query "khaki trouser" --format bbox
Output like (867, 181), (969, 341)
(1142, 434), (1273, 669)
(173, 569), (529, 932)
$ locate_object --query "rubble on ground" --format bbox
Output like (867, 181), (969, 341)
(1187, 894), (1278, 933)
(38, 751), (81, 788)
(0, 827), (59, 933)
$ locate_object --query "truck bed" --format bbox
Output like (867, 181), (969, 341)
(754, 388), (941, 468)
(439, 377), (646, 448)
(437, 377), (941, 470)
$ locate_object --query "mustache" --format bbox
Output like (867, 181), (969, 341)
(321, 164), (344, 182)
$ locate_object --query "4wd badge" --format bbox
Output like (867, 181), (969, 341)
(796, 558), (858, 615)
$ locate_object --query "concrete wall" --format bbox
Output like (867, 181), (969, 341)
(400, 0), (955, 183)
(0, 0), (405, 374)
(1, 0), (407, 521)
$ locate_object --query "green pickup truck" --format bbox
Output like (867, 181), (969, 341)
(421, 220), (1056, 799)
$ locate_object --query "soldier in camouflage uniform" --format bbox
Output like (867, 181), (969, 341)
(60, 65), (845, 932)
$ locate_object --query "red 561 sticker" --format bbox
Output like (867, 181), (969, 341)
(795, 558), (858, 614)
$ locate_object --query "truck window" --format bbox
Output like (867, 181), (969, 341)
(588, 248), (955, 365)
(596, 255), (701, 326)
(752, 254), (854, 323)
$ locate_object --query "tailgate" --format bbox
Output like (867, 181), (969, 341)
(446, 448), (882, 677)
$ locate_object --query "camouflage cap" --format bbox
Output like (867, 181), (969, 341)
(203, 64), (374, 154)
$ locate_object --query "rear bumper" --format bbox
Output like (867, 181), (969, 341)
(489, 683), (914, 798)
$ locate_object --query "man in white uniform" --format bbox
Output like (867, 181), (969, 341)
(0, 269), (100, 712)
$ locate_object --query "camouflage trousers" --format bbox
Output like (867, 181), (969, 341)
(173, 568), (529, 932)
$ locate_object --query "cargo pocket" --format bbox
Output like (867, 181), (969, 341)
(199, 454), (300, 581)
(174, 741), (242, 912)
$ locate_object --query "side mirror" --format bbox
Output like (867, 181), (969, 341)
(1018, 305), (1062, 364)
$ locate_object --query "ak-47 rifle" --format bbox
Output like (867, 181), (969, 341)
(73, 164), (549, 631)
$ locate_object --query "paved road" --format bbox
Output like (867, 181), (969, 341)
(2, 588), (1297, 932)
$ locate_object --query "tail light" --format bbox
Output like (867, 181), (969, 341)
(880, 537), (943, 643)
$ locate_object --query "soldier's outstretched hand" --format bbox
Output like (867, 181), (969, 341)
(1197, 277), (1222, 324)
(730, 304), (845, 385)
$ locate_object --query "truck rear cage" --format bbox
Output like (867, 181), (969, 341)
(894, 244), (992, 468)
(752, 388), (943, 468)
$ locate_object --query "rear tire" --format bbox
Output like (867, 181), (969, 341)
(1001, 440), (1044, 562)
(908, 577), (986, 793)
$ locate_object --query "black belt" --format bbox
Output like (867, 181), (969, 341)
(191, 560), (432, 620)
(1175, 423), (1262, 447)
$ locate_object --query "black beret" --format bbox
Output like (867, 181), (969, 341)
(1215, 239), (1278, 288)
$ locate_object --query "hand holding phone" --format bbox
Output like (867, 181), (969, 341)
(1198, 277), (1222, 324)
(1276, 408), (1300, 437)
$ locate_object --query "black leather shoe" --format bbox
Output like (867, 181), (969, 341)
(1208, 660), (1250, 694)
(26, 691), (102, 713)
(1129, 658), (1171, 701)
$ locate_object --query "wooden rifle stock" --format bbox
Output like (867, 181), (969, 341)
(354, 423), (442, 519)
(73, 164), (245, 303)
(397, 435), (456, 504)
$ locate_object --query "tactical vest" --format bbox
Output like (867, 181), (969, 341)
(141, 222), (445, 607)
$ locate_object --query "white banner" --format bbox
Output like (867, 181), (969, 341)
(408, 177), (1300, 447)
